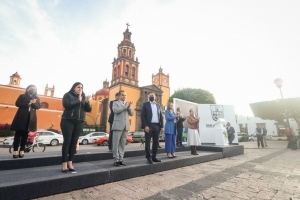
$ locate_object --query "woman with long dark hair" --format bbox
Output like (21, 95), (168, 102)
(61, 82), (91, 172)
(11, 85), (41, 158)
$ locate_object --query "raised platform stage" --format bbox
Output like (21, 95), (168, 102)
(0, 145), (243, 199)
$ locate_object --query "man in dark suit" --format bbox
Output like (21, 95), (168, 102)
(255, 125), (264, 148)
(108, 92), (119, 151)
(141, 92), (164, 164)
(226, 122), (235, 145)
(176, 107), (186, 147)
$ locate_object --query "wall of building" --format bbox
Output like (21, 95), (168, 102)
(0, 85), (64, 131)
(237, 116), (299, 136)
(237, 117), (278, 136)
(0, 104), (63, 130)
(0, 85), (26, 106)
(85, 99), (101, 127)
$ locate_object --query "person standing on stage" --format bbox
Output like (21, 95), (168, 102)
(141, 93), (164, 164)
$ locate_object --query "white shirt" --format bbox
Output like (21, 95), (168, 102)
(254, 128), (263, 135)
(150, 102), (159, 123)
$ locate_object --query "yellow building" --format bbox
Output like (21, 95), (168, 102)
(152, 67), (170, 107)
(105, 26), (170, 133)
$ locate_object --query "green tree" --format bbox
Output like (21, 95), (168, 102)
(250, 97), (300, 126)
(168, 88), (216, 104)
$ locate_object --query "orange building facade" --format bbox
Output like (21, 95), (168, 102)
(0, 72), (64, 131)
(0, 72), (107, 132)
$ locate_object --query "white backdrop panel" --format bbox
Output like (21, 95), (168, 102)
(198, 104), (238, 144)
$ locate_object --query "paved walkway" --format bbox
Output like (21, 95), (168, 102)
(36, 142), (300, 200)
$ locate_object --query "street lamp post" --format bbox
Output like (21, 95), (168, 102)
(274, 78), (291, 129)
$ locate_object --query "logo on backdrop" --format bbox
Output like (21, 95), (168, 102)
(210, 105), (224, 121)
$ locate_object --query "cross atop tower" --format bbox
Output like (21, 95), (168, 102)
(123, 23), (132, 41)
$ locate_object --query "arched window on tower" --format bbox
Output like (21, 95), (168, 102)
(114, 68), (117, 78)
(118, 65), (120, 76)
(132, 67), (135, 78)
(123, 49), (126, 56)
(125, 65), (129, 76)
(129, 50), (132, 58)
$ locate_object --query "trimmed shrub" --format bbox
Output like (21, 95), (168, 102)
(0, 123), (14, 137)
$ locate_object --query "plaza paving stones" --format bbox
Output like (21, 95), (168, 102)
(36, 141), (300, 200)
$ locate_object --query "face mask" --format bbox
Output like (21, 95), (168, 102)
(28, 89), (35, 95)
(149, 97), (154, 102)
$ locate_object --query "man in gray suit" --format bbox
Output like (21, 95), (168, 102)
(112, 90), (134, 166)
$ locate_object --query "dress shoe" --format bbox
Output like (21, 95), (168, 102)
(68, 168), (76, 171)
(19, 153), (24, 158)
(114, 162), (120, 166)
(167, 153), (173, 158)
(158, 146), (162, 148)
(13, 154), (18, 159)
(119, 161), (126, 166)
(62, 169), (69, 173)
(171, 153), (177, 158)
(152, 158), (162, 162)
(67, 164), (75, 171)
(147, 158), (153, 164)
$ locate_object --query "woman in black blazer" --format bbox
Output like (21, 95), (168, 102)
(60, 82), (91, 172)
(11, 85), (41, 158)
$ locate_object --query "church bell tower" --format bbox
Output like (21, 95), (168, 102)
(9, 72), (22, 87)
(110, 23), (140, 87)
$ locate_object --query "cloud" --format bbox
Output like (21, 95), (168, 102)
(0, 0), (300, 117)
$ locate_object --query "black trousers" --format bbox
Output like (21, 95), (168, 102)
(108, 123), (113, 150)
(13, 112), (30, 151)
(228, 133), (235, 144)
(61, 119), (84, 162)
(145, 123), (160, 159)
(257, 134), (264, 147)
(176, 128), (183, 145)
(13, 131), (29, 151)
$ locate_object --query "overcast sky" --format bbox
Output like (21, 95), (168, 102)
(1, 0), (299, 117)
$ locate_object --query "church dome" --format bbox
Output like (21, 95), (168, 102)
(12, 72), (21, 78)
(95, 88), (109, 96)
